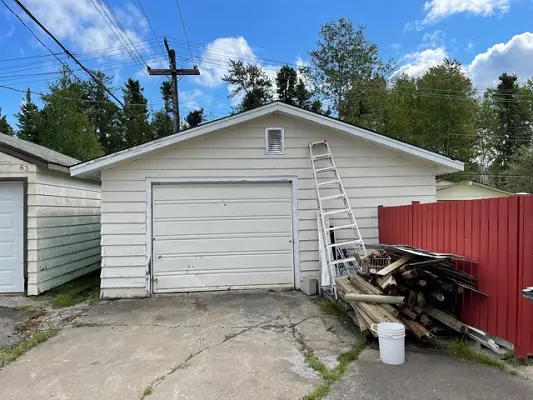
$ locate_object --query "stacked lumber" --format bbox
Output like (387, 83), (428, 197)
(334, 245), (481, 343)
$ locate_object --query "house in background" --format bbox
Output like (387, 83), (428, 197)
(71, 102), (463, 299)
(0, 133), (101, 295)
(436, 179), (512, 201)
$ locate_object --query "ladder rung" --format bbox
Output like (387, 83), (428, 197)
(320, 194), (345, 202)
(315, 166), (335, 173)
(326, 224), (358, 231)
(323, 209), (351, 216)
(328, 239), (364, 248)
(317, 180), (340, 187)
(310, 141), (327, 146)
(313, 153), (331, 160)
(331, 257), (357, 266)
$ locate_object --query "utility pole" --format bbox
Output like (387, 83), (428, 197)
(147, 38), (199, 132)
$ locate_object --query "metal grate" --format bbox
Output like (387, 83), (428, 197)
(265, 128), (284, 154)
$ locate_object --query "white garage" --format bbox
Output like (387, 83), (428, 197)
(0, 133), (101, 295)
(151, 181), (295, 292)
(71, 102), (463, 298)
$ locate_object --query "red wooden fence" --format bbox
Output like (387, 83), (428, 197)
(378, 196), (533, 358)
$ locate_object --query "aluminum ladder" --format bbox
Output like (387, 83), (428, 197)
(309, 140), (367, 296)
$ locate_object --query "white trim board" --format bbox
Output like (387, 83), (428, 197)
(71, 102), (464, 179)
(144, 176), (301, 294)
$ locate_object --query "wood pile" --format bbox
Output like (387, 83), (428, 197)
(334, 245), (482, 343)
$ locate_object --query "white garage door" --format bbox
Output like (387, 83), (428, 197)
(152, 182), (294, 293)
(0, 181), (24, 293)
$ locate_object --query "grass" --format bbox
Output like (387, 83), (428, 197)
(0, 329), (58, 367)
(449, 339), (506, 370)
(14, 305), (35, 312)
(140, 386), (153, 398)
(42, 271), (100, 308)
(301, 297), (367, 400)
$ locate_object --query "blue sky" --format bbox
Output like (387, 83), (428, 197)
(1, 0), (533, 128)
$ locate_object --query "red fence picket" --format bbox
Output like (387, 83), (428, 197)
(378, 196), (533, 357)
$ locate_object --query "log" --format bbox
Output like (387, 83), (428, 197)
(400, 307), (418, 320)
(416, 279), (427, 288)
(413, 306), (423, 316)
(399, 316), (433, 343)
(419, 314), (432, 327)
(407, 290), (417, 309)
(348, 276), (400, 317)
(344, 293), (405, 304)
(354, 306), (377, 337)
(423, 305), (467, 333)
(375, 275), (397, 293)
(398, 264), (413, 274)
(352, 310), (370, 336)
(430, 292), (445, 302)
(417, 292), (426, 307)
(401, 269), (418, 280)
(375, 255), (413, 276)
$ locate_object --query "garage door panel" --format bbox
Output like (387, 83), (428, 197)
(153, 201), (291, 219)
(152, 182), (294, 292)
(154, 235), (291, 255)
(154, 217), (291, 236)
(154, 270), (294, 292)
(0, 182), (24, 293)
(154, 183), (290, 200)
(154, 253), (292, 273)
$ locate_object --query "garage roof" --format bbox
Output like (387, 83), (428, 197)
(71, 102), (464, 179)
(0, 132), (79, 172)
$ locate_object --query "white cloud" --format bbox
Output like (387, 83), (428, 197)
(390, 48), (449, 80)
(421, 30), (446, 48)
(422, 0), (512, 24)
(23, 0), (149, 57)
(468, 32), (533, 88)
(195, 37), (258, 88)
(136, 58), (167, 79)
(180, 89), (205, 110)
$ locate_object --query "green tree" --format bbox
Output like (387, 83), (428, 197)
(276, 65), (298, 105)
(185, 108), (204, 128)
(490, 73), (532, 172)
(0, 107), (13, 136)
(40, 69), (102, 160)
(121, 78), (152, 147)
(222, 60), (273, 113)
(308, 18), (393, 119)
(151, 81), (174, 138)
(16, 89), (41, 142)
(82, 71), (123, 154)
(500, 146), (533, 193)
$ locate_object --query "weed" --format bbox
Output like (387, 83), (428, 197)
(14, 305), (34, 312)
(0, 329), (58, 367)
(141, 386), (153, 398)
(41, 271), (100, 308)
(300, 328), (366, 400)
(450, 339), (505, 370)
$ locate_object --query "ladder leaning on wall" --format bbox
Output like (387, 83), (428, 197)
(309, 140), (367, 297)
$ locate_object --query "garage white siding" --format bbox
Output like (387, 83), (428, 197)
(99, 114), (437, 298)
(27, 169), (101, 294)
(0, 149), (101, 295)
(152, 182), (294, 292)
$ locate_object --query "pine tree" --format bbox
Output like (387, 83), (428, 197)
(0, 107), (13, 136)
(151, 81), (174, 139)
(121, 78), (152, 147)
(82, 71), (123, 154)
(40, 69), (102, 160)
(15, 89), (40, 142)
(185, 108), (204, 128)
(276, 65), (298, 105)
(222, 60), (273, 113)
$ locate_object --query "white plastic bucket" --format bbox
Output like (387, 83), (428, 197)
(370, 322), (405, 365)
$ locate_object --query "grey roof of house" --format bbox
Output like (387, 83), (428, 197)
(0, 132), (80, 167)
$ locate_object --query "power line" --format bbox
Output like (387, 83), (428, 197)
(172, 0), (194, 62)
(135, 0), (166, 58)
(11, 0), (156, 135)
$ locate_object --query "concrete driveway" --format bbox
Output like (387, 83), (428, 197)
(0, 291), (355, 400)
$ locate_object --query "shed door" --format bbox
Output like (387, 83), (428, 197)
(0, 181), (24, 293)
(152, 182), (294, 293)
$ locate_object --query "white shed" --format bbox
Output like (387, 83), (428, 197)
(0, 133), (101, 295)
(436, 179), (512, 201)
(71, 102), (463, 298)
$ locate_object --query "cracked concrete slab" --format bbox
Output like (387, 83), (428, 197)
(325, 348), (533, 400)
(0, 291), (355, 400)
